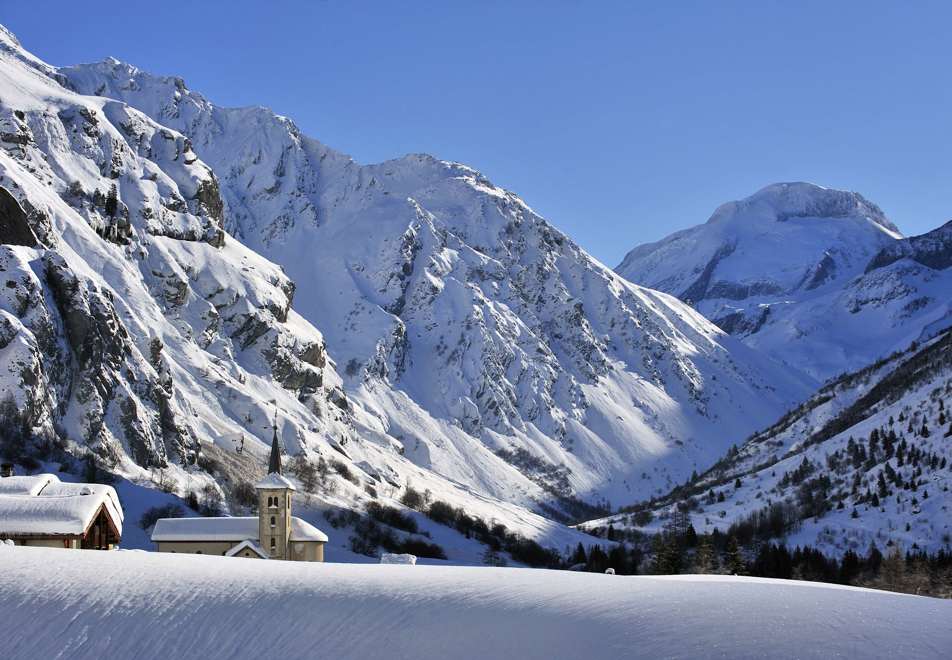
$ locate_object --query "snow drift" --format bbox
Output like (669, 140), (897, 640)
(2, 546), (950, 659)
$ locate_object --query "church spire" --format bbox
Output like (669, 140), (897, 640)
(268, 405), (281, 474)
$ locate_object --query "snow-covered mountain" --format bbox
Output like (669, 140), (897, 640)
(587, 327), (952, 556)
(0, 24), (618, 561)
(59, 51), (812, 511)
(616, 182), (952, 380)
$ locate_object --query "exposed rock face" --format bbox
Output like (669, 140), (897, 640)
(0, 186), (36, 246)
(866, 220), (952, 272)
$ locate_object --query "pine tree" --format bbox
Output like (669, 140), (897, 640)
(877, 472), (889, 499)
(684, 524), (698, 548)
(865, 541), (883, 574)
(651, 533), (683, 575)
(838, 549), (861, 584)
(587, 545), (609, 573)
(104, 184), (119, 217)
(607, 545), (630, 575)
(695, 536), (716, 574)
(570, 542), (587, 566)
(725, 536), (746, 575)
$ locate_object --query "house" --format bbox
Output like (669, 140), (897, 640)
(0, 469), (123, 549)
(151, 430), (328, 561)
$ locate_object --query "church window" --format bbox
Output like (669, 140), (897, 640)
(270, 516), (276, 527)
(270, 537), (276, 548)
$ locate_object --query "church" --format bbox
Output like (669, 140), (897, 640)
(151, 431), (328, 561)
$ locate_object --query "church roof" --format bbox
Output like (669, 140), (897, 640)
(151, 515), (326, 543)
(225, 539), (269, 559)
(255, 473), (296, 491)
(268, 427), (282, 475)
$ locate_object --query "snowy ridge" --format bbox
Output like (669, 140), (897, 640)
(589, 328), (952, 557)
(616, 182), (952, 381)
(62, 56), (812, 510)
(1, 546), (950, 660)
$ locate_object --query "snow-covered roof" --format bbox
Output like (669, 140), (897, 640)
(225, 539), (269, 559)
(255, 473), (296, 491)
(0, 474), (123, 537)
(151, 516), (326, 543)
(0, 473), (57, 496)
(290, 517), (329, 542)
(152, 516), (257, 542)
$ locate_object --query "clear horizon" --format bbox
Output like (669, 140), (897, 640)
(3, 1), (950, 266)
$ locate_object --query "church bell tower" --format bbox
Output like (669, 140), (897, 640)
(256, 417), (295, 559)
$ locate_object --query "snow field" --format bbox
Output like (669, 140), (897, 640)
(1, 546), (950, 659)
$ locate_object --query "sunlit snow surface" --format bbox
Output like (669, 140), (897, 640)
(2, 546), (950, 659)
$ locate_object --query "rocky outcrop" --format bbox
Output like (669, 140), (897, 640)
(866, 220), (952, 273)
(0, 186), (37, 246)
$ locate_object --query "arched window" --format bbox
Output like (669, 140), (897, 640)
(270, 516), (276, 527)
(270, 537), (276, 548)
(267, 496), (273, 507)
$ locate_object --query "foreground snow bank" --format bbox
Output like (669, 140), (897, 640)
(2, 547), (950, 659)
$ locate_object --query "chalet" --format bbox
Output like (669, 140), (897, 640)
(151, 430), (328, 561)
(0, 468), (123, 549)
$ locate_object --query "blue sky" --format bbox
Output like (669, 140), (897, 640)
(3, 1), (950, 265)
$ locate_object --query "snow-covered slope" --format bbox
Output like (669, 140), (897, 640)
(616, 182), (952, 380)
(591, 328), (952, 557)
(3, 546), (950, 660)
(0, 24), (346, 483)
(61, 56), (812, 508)
(0, 24), (611, 561)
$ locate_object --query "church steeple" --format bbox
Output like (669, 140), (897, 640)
(268, 408), (282, 475)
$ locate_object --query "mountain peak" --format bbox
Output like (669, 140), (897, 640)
(709, 182), (900, 236)
(615, 182), (952, 382)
